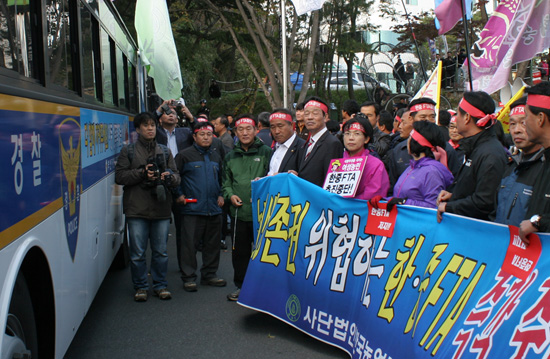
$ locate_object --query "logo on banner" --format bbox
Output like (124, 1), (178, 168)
(501, 225), (541, 280)
(286, 294), (301, 322)
(59, 117), (82, 261)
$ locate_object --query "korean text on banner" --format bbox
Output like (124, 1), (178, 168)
(241, 173), (550, 359)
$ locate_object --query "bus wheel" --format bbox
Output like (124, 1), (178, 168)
(3, 273), (38, 359)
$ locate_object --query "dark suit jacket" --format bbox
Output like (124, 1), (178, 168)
(156, 127), (193, 155)
(274, 135), (306, 173)
(297, 130), (344, 187)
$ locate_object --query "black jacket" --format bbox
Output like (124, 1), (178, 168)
(115, 137), (180, 219)
(446, 128), (507, 220)
(493, 149), (544, 226)
(297, 130), (344, 187)
(273, 135), (306, 173)
(525, 147), (550, 232)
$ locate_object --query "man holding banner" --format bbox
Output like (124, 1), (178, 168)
(519, 82), (550, 242)
(437, 91), (507, 222)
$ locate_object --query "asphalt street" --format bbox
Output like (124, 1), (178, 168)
(64, 227), (349, 359)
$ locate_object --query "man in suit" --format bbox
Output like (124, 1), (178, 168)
(296, 97), (344, 187)
(155, 103), (193, 272)
(267, 109), (305, 175)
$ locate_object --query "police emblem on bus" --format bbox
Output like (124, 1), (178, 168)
(59, 117), (82, 260)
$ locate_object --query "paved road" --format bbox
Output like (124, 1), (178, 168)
(65, 229), (349, 359)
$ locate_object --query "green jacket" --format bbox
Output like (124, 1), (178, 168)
(222, 137), (271, 221)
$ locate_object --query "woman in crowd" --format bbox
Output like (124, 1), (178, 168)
(342, 115), (389, 200)
(392, 121), (454, 208)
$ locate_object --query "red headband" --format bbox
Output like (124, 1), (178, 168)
(527, 94), (550, 110)
(304, 100), (328, 114)
(509, 105), (526, 117)
(235, 117), (255, 127)
(395, 115), (402, 123)
(410, 129), (448, 168)
(196, 117), (209, 123)
(459, 98), (496, 128)
(450, 115), (457, 124)
(269, 112), (293, 123)
(348, 123), (366, 134)
(409, 103), (435, 113)
(194, 125), (213, 133)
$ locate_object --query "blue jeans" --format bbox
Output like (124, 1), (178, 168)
(127, 218), (170, 291)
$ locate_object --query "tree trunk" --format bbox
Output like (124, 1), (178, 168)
(298, 11), (320, 104)
(201, 0), (277, 109)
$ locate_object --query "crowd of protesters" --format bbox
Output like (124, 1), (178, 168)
(115, 81), (550, 302)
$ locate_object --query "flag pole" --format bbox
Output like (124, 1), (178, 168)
(460, 0), (474, 91)
(400, 0), (428, 82)
(281, 0), (288, 108)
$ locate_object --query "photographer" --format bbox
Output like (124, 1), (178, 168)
(156, 100), (193, 271)
(115, 112), (180, 302)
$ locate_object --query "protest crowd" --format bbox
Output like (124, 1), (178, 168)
(114, 80), (550, 302)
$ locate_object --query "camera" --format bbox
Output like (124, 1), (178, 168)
(161, 104), (174, 116)
(147, 155), (170, 202)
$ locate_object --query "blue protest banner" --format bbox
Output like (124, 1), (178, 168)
(240, 173), (550, 359)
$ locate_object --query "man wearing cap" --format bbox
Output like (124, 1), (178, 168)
(174, 122), (226, 292)
(437, 91), (507, 222)
(268, 109), (305, 175)
(493, 97), (544, 226)
(197, 99), (210, 118)
(222, 115), (271, 301)
(296, 96), (344, 187)
(518, 82), (550, 242)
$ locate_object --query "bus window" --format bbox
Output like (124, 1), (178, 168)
(46, 0), (74, 90)
(115, 48), (128, 109)
(0, 0), (37, 78)
(101, 28), (113, 104)
(80, 4), (102, 101)
(128, 60), (137, 112)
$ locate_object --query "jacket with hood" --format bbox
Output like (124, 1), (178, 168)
(393, 156), (454, 209)
(222, 137), (271, 221)
(115, 136), (180, 219)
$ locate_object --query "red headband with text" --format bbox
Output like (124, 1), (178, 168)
(459, 98), (496, 127)
(348, 122), (366, 134)
(527, 94), (550, 110)
(409, 103), (435, 113)
(269, 112), (293, 123)
(509, 105), (526, 117)
(194, 125), (214, 133)
(410, 129), (448, 167)
(235, 117), (255, 127)
(304, 100), (328, 114)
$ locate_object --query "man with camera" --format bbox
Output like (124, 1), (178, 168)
(155, 100), (193, 271)
(115, 112), (180, 302)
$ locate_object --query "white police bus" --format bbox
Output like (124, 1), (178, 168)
(0, 0), (146, 357)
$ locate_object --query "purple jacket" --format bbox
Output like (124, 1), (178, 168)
(393, 156), (454, 208)
(344, 149), (390, 200)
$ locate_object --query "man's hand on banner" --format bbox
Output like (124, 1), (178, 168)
(386, 198), (406, 212)
(519, 219), (537, 245)
(436, 190), (452, 223)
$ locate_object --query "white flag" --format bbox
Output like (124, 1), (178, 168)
(290, 0), (327, 16)
(135, 0), (183, 101)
